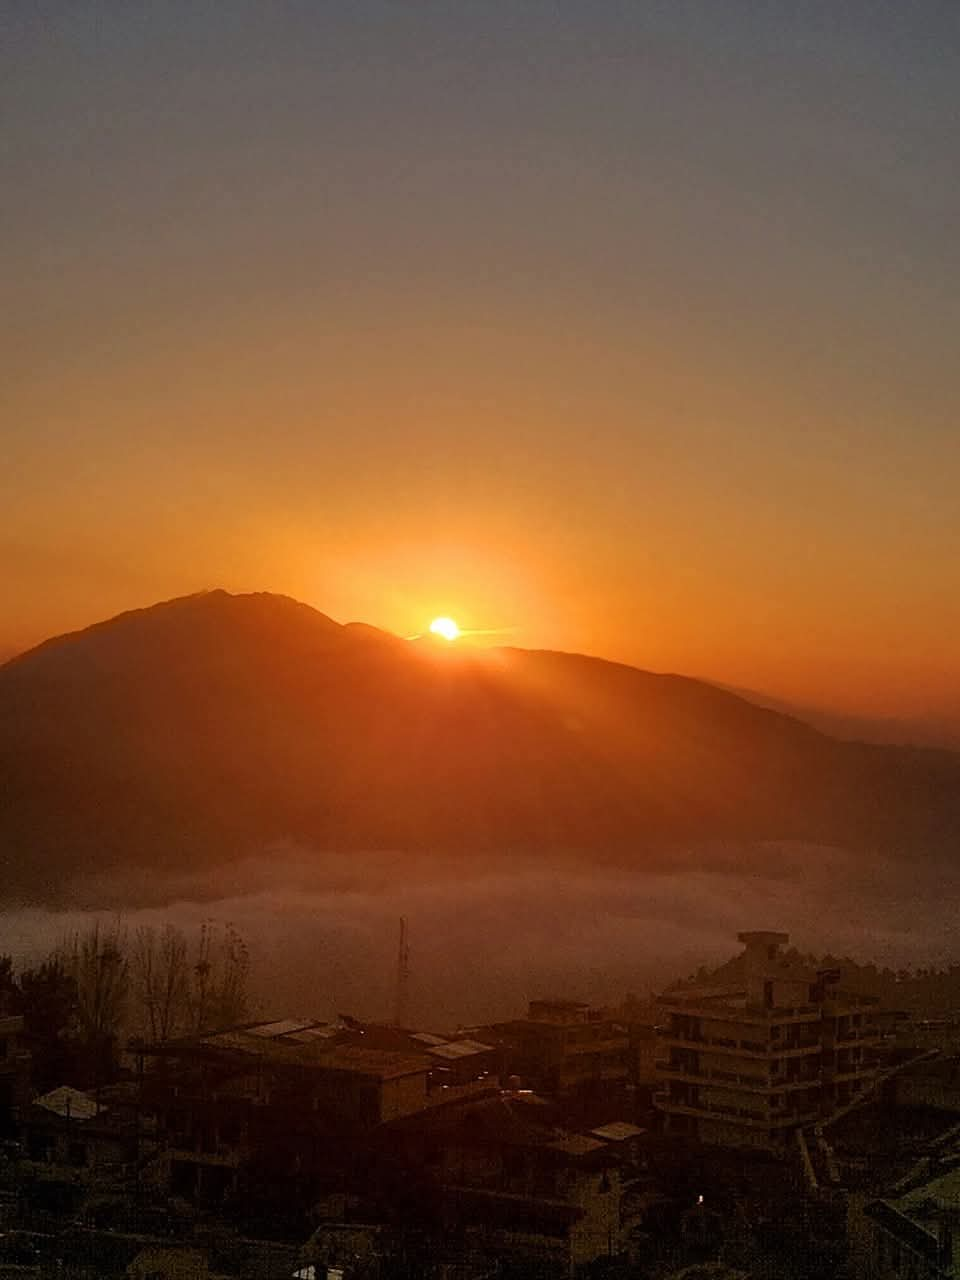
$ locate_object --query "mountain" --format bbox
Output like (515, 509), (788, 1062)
(1, 590), (958, 906)
(715, 682), (960, 753)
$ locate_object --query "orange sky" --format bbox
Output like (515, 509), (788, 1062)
(3, 4), (958, 721)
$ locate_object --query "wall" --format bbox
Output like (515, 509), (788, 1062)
(380, 1071), (427, 1122)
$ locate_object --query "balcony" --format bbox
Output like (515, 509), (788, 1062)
(660, 1032), (823, 1060)
(833, 1028), (884, 1044)
(657, 998), (824, 1027)
(655, 1061), (822, 1093)
(825, 1064), (879, 1084)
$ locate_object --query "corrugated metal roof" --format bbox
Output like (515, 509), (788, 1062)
(429, 1039), (494, 1060)
(201, 1030), (258, 1050)
(411, 1032), (449, 1047)
(245, 1019), (316, 1038)
(288, 1025), (341, 1042)
(591, 1121), (647, 1142)
(35, 1087), (100, 1121)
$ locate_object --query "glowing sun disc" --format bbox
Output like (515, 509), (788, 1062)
(429, 616), (460, 641)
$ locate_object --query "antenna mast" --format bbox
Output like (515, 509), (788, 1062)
(395, 917), (410, 1027)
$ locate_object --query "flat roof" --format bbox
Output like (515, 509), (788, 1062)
(245, 1018), (318, 1039)
(429, 1039), (495, 1060)
(591, 1121), (647, 1142)
(411, 1032), (449, 1047)
(314, 1046), (430, 1080)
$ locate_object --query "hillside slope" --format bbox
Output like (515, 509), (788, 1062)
(1, 591), (957, 904)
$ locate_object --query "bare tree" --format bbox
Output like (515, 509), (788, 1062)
(58, 919), (129, 1085)
(188, 920), (251, 1034)
(215, 922), (250, 1028)
(189, 919), (215, 1035)
(132, 923), (189, 1042)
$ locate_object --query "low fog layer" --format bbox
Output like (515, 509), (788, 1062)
(4, 844), (958, 1029)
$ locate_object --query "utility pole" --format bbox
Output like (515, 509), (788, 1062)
(394, 917), (410, 1028)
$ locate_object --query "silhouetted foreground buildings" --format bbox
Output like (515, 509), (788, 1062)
(3, 929), (960, 1277)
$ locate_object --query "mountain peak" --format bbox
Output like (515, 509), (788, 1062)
(1, 591), (958, 906)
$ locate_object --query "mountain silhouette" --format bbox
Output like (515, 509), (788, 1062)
(1, 590), (957, 905)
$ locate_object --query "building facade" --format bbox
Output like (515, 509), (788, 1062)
(487, 1000), (630, 1100)
(656, 931), (883, 1151)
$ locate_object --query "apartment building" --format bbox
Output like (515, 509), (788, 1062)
(656, 931), (883, 1151)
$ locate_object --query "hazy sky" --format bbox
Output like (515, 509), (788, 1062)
(3, 2), (958, 714)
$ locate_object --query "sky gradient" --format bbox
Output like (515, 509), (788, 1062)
(3, 2), (958, 717)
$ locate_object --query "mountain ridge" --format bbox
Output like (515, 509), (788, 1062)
(1, 590), (958, 907)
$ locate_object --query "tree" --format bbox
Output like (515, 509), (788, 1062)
(17, 958), (80, 1091)
(58, 921), (129, 1086)
(188, 921), (250, 1033)
(0, 956), (16, 1016)
(131, 924), (189, 1043)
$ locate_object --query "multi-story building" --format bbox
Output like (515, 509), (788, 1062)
(656, 931), (883, 1151)
(139, 1019), (433, 1205)
(486, 999), (630, 1100)
(376, 1091), (626, 1277)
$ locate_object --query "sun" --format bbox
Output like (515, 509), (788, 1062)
(429, 616), (461, 642)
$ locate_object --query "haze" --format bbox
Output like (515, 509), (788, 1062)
(4, 3), (959, 726)
(2, 842), (957, 1030)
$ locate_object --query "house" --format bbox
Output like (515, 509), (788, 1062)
(656, 931), (885, 1151)
(139, 1019), (432, 1205)
(337, 1017), (501, 1103)
(23, 1085), (133, 1176)
(374, 1091), (629, 1276)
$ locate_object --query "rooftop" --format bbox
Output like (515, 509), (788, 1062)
(34, 1086), (100, 1122)
(156, 1019), (431, 1078)
(313, 1045), (429, 1080)
(591, 1121), (647, 1142)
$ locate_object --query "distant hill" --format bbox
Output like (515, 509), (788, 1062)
(716, 682), (960, 753)
(1, 590), (958, 905)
